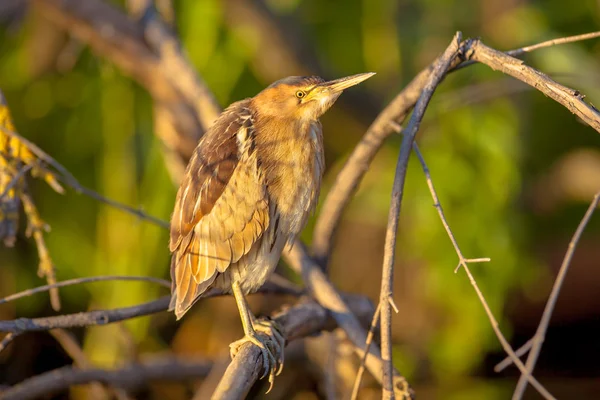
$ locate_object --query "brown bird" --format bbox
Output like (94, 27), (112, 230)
(169, 72), (374, 386)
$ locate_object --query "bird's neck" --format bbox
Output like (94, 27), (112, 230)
(253, 115), (324, 227)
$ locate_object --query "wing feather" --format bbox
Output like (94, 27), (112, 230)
(169, 100), (270, 319)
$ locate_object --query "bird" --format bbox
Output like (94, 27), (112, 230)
(168, 72), (375, 388)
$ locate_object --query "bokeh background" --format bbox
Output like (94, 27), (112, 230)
(1, 0), (600, 399)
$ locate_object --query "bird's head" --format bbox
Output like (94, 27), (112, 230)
(251, 73), (375, 121)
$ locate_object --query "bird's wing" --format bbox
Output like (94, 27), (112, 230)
(169, 100), (270, 318)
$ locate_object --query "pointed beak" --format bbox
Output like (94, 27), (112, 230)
(318, 72), (376, 92)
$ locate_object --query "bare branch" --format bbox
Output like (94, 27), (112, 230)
(0, 358), (213, 400)
(0, 297), (171, 334)
(0, 281), (303, 334)
(378, 32), (462, 399)
(284, 242), (413, 398)
(495, 338), (534, 372)
(411, 142), (554, 399)
(0, 332), (18, 353)
(465, 40), (600, 133)
(506, 31), (600, 57)
(212, 295), (375, 399)
(0, 275), (170, 305)
(311, 31), (600, 268)
(512, 192), (600, 399)
(350, 302), (381, 400)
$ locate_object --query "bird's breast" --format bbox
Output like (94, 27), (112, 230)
(262, 121), (324, 239)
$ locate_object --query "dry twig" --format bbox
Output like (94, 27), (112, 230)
(284, 242), (413, 398)
(512, 192), (600, 399)
(0, 275), (171, 305)
(378, 32), (462, 399)
(464, 40), (600, 133)
(411, 142), (554, 399)
(350, 302), (381, 400)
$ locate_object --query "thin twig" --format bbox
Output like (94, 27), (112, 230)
(72, 185), (169, 229)
(512, 192), (600, 399)
(284, 242), (413, 399)
(378, 32), (462, 400)
(0, 275), (170, 305)
(412, 142), (554, 399)
(506, 31), (600, 57)
(495, 338), (534, 372)
(1, 358), (213, 400)
(139, 4), (221, 130)
(350, 302), (382, 400)
(0, 163), (32, 199)
(0, 332), (19, 353)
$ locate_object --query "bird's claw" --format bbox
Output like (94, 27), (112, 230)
(254, 318), (285, 376)
(229, 318), (285, 393)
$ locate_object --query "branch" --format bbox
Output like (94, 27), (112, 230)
(377, 32), (462, 399)
(465, 39), (600, 133)
(0, 358), (213, 400)
(284, 242), (413, 399)
(311, 31), (600, 268)
(411, 142), (554, 399)
(512, 192), (600, 399)
(0, 275), (170, 305)
(506, 31), (600, 57)
(350, 302), (382, 400)
(0, 280), (302, 334)
(212, 294), (375, 399)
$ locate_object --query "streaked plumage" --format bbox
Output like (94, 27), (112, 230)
(168, 73), (374, 386)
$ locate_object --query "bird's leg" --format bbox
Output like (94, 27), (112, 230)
(229, 281), (283, 391)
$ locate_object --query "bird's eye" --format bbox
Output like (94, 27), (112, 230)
(295, 90), (306, 99)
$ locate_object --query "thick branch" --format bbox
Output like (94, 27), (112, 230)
(212, 295), (375, 399)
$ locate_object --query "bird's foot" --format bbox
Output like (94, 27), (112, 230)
(229, 318), (285, 393)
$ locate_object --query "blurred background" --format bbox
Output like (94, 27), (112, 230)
(1, 0), (600, 399)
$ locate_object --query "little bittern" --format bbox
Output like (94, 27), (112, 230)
(169, 72), (374, 387)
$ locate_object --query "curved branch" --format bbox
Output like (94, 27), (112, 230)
(311, 31), (600, 268)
